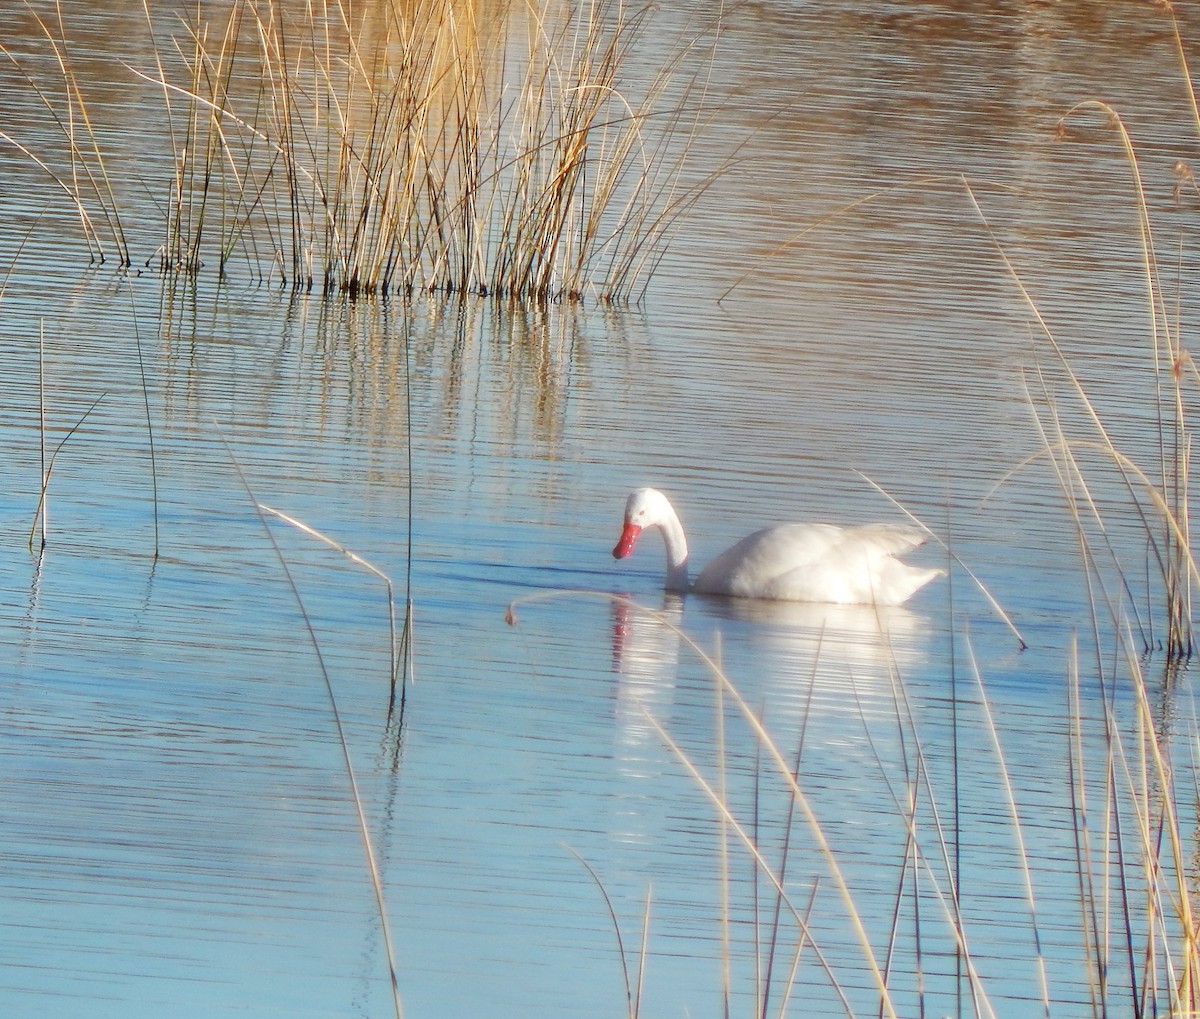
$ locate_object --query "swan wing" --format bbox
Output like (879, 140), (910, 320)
(841, 522), (930, 557)
(693, 523), (845, 598)
(694, 521), (938, 604)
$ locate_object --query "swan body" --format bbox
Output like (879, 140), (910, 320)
(612, 487), (942, 606)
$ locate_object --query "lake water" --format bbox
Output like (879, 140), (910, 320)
(0, 1), (1198, 1017)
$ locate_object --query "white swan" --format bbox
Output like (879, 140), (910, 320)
(611, 487), (942, 606)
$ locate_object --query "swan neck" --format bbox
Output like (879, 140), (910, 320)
(659, 506), (690, 592)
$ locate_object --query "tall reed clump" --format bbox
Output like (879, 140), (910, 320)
(142, 0), (265, 276)
(137, 0), (716, 302)
(973, 11), (1199, 662)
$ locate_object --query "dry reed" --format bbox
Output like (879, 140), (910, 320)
(0, 0), (130, 265)
(115, 0), (719, 302)
(962, 11), (1200, 1000)
(225, 446), (406, 1019)
(0, 0), (717, 301)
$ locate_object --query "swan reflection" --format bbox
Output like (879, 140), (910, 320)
(608, 593), (933, 757)
(609, 594), (685, 757)
(605, 591), (939, 855)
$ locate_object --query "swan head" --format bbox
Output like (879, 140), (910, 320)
(612, 487), (676, 559)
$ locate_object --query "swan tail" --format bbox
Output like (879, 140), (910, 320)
(876, 564), (945, 607)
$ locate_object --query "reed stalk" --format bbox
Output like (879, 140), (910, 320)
(1058, 98), (1195, 661)
(29, 321), (107, 553)
(124, 278), (160, 557)
(225, 448), (405, 1019)
(568, 848), (650, 1019)
(256, 503), (410, 709)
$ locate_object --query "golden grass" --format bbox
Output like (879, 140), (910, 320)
(113, 0), (718, 301)
(970, 9), (1200, 1002)
(0, 0), (718, 301)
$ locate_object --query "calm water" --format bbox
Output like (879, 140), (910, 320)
(0, 2), (1198, 1017)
